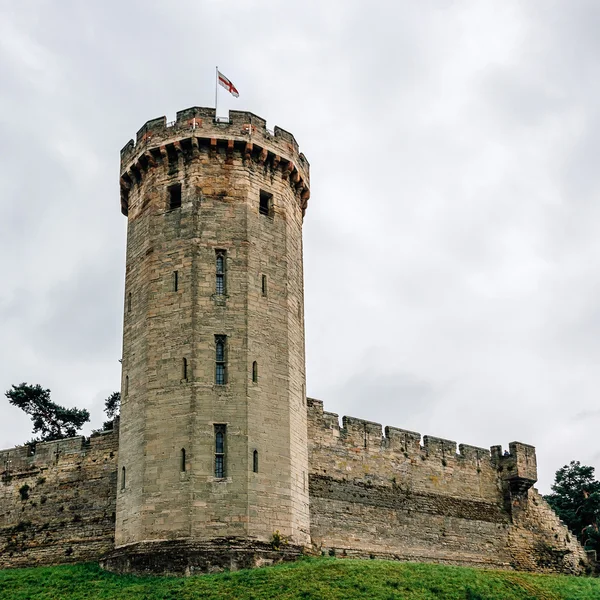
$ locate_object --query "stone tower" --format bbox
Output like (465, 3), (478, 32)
(107, 107), (311, 573)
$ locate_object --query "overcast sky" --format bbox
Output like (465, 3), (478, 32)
(1, 0), (599, 493)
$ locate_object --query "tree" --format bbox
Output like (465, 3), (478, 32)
(5, 383), (90, 443)
(545, 461), (600, 552)
(103, 391), (120, 430)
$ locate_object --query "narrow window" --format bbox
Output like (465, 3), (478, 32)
(253, 450), (259, 473)
(168, 183), (182, 209)
(173, 270), (179, 292)
(302, 383), (305, 405)
(259, 190), (273, 217)
(215, 251), (226, 295)
(182, 357), (188, 381)
(215, 335), (227, 385)
(127, 292), (132, 313)
(125, 375), (129, 396)
(214, 425), (226, 478)
(252, 361), (258, 383)
(181, 448), (186, 472)
(261, 274), (267, 296)
(121, 466), (126, 491)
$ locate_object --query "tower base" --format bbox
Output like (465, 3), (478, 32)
(100, 538), (308, 576)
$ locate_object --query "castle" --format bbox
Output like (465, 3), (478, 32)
(0, 108), (591, 576)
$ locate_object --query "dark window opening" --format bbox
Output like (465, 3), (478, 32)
(261, 274), (267, 296)
(127, 292), (131, 313)
(259, 190), (273, 217)
(125, 375), (129, 396)
(215, 335), (227, 385)
(214, 425), (226, 478)
(173, 270), (179, 292)
(182, 357), (188, 381)
(253, 450), (259, 473)
(252, 361), (258, 383)
(216, 251), (226, 295)
(121, 466), (126, 491)
(181, 448), (186, 472)
(168, 183), (182, 209)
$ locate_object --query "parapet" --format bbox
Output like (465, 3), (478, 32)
(119, 106), (310, 217)
(0, 424), (119, 476)
(491, 441), (538, 493)
(307, 399), (535, 474)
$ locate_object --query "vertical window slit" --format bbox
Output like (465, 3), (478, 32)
(121, 466), (126, 491)
(214, 425), (226, 478)
(252, 361), (258, 383)
(261, 274), (267, 296)
(259, 190), (273, 217)
(173, 270), (179, 292)
(253, 450), (259, 473)
(215, 335), (227, 385)
(216, 251), (226, 295)
(181, 448), (186, 472)
(182, 357), (188, 381)
(125, 375), (129, 396)
(127, 292), (132, 313)
(168, 183), (182, 209)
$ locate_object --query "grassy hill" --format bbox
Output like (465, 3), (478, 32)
(1, 558), (599, 600)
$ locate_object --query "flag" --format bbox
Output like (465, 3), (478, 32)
(218, 71), (239, 98)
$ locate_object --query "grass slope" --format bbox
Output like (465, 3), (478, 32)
(1, 558), (599, 600)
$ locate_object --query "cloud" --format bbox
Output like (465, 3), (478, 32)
(1, 1), (600, 494)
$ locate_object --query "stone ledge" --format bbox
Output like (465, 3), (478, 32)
(100, 537), (307, 576)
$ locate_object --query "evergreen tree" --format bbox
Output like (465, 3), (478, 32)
(5, 383), (90, 443)
(545, 461), (600, 551)
(103, 391), (120, 430)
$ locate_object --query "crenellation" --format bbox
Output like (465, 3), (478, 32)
(423, 436), (457, 458)
(385, 426), (421, 453)
(458, 444), (490, 462)
(340, 416), (383, 449)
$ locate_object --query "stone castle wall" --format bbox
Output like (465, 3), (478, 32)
(307, 398), (589, 574)
(0, 425), (118, 568)
(0, 404), (590, 574)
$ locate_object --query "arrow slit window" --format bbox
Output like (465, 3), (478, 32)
(214, 425), (226, 478)
(216, 251), (226, 295)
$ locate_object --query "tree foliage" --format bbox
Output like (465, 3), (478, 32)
(103, 391), (121, 430)
(5, 383), (90, 443)
(545, 461), (600, 552)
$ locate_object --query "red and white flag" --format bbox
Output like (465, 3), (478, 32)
(218, 71), (239, 98)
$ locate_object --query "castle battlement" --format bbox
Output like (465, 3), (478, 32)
(119, 107), (309, 217)
(0, 423), (119, 476)
(306, 397), (535, 479)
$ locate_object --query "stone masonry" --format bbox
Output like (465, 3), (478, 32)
(0, 405), (589, 574)
(108, 107), (310, 573)
(0, 107), (592, 575)
(0, 426), (118, 568)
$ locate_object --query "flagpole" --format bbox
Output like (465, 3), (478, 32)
(215, 66), (218, 121)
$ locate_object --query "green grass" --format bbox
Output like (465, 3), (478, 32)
(1, 558), (599, 600)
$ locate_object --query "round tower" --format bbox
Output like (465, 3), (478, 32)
(105, 107), (311, 574)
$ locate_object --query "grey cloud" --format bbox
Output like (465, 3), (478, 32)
(1, 1), (600, 494)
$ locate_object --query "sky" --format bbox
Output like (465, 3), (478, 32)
(1, 0), (599, 493)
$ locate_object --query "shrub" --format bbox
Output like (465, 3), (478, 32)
(19, 484), (30, 501)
